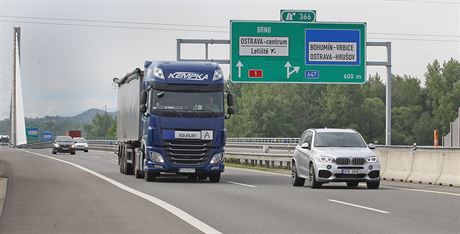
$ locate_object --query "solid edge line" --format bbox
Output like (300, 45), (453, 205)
(227, 181), (256, 188)
(227, 166), (290, 177)
(0, 178), (8, 219)
(381, 186), (460, 197)
(19, 149), (222, 234)
(328, 199), (390, 214)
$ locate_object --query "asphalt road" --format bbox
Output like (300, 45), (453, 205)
(0, 148), (459, 233)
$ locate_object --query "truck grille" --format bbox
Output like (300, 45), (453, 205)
(336, 157), (366, 165)
(164, 140), (211, 165)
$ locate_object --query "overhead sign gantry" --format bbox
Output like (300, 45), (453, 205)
(230, 21), (366, 84)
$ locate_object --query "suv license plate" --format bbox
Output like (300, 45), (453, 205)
(179, 168), (195, 173)
(342, 169), (360, 174)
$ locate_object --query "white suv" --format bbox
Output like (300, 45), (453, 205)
(291, 128), (380, 189)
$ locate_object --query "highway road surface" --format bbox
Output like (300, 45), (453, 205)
(0, 147), (459, 233)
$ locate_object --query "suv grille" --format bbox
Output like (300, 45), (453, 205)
(336, 157), (366, 165)
(164, 140), (211, 165)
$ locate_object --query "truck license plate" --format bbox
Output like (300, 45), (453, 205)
(342, 169), (360, 174)
(179, 168), (195, 173)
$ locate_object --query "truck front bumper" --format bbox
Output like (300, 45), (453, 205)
(144, 160), (224, 174)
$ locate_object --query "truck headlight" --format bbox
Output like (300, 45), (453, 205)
(210, 152), (224, 164)
(213, 69), (224, 81)
(153, 67), (165, 79)
(317, 156), (335, 163)
(367, 156), (378, 163)
(149, 151), (164, 163)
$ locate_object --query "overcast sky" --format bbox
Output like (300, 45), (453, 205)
(0, 0), (459, 120)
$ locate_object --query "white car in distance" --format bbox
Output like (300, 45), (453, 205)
(73, 137), (89, 153)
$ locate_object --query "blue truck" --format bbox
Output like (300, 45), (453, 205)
(113, 61), (234, 182)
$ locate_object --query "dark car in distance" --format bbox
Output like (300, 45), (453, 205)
(52, 136), (76, 155)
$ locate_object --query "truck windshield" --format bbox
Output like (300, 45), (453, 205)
(314, 132), (367, 147)
(151, 90), (224, 116)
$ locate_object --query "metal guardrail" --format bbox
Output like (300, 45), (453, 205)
(22, 138), (460, 171)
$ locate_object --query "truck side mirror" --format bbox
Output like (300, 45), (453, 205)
(227, 106), (235, 115)
(139, 104), (147, 113)
(225, 107), (235, 119)
(227, 93), (234, 106)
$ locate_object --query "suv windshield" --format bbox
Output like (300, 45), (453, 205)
(55, 136), (73, 143)
(151, 90), (224, 116)
(314, 132), (366, 147)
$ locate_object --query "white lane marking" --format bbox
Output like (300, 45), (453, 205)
(228, 167), (290, 177)
(328, 199), (390, 214)
(19, 149), (221, 234)
(227, 181), (256, 188)
(381, 186), (460, 197)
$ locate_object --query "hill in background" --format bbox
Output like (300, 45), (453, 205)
(0, 108), (116, 137)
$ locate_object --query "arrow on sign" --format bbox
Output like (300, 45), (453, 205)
(236, 61), (243, 78)
(284, 61), (300, 79)
(286, 12), (296, 21)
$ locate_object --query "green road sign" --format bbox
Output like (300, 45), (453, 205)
(280, 10), (316, 22)
(230, 21), (366, 84)
(26, 127), (39, 140)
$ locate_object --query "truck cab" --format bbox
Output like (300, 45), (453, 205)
(115, 61), (234, 183)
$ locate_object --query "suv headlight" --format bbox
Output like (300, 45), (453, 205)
(210, 152), (224, 164)
(317, 156), (335, 163)
(149, 151), (164, 163)
(54, 143), (59, 147)
(367, 156), (378, 163)
(213, 69), (224, 81)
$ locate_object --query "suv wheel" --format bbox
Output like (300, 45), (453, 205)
(309, 164), (322, 189)
(367, 180), (380, 189)
(291, 162), (305, 186)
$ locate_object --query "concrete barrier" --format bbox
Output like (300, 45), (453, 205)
(381, 149), (414, 182)
(407, 150), (443, 184)
(374, 149), (389, 176)
(436, 151), (460, 186)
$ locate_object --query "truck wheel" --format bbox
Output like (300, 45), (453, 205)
(309, 164), (322, 189)
(123, 147), (134, 175)
(367, 180), (380, 189)
(144, 171), (157, 182)
(124, 162), (134, 175)
(209, 173), (221, 183)
(119, 152), (125, 174)
(134, 148), (144, 179)
(291, 162), (305, 186)
(346, 181), (359, 188)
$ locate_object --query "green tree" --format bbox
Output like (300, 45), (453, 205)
(359, 97), (385, 144)
(425, 58), (460, 134)
(84, 113), (116, 139)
